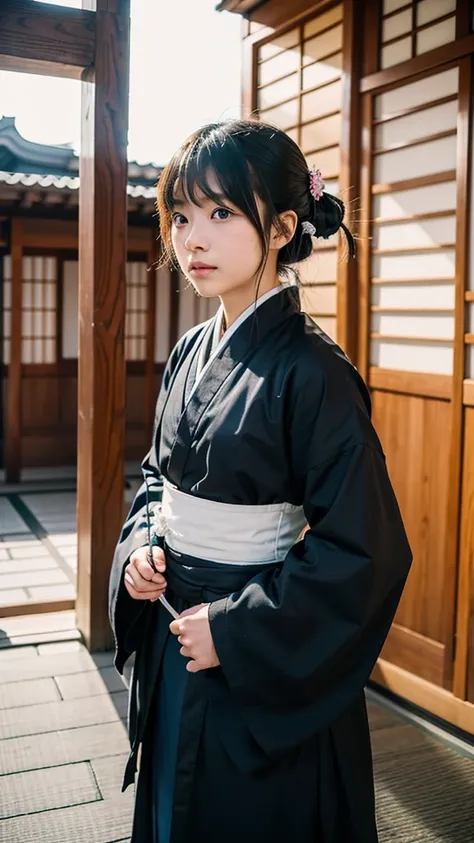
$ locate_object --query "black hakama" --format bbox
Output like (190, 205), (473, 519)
(109, 285), (412, 843)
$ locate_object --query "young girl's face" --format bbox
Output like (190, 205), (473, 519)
(171, 171), (266, 299)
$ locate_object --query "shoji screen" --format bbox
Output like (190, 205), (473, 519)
(22, 256), (57, 364)
(370, 66), (458, 376)
(381, 0), (456, 70)
(125, 261), (148, 361)
(255, 3), (344, 340)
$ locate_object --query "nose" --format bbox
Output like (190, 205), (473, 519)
(184, 223), (209, 253)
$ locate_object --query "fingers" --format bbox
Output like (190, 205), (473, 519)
(124, 561), (166, 601)
(130, 545), (166, 579)
(124, 575), (165, 602)
(169, 619), (181, 636)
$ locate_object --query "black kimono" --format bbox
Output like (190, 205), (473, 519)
(109, 284), (412, 843)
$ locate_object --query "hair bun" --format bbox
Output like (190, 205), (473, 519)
(312, 193), (356, 258)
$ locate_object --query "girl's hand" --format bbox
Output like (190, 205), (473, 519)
(170, 603), (220, 673)
(124, 545), (167, 602)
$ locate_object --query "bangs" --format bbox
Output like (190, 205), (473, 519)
(162, 128), (260, 215)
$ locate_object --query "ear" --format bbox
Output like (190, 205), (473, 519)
(269, 210), (298, 251)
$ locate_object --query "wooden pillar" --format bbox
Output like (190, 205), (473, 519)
(145, 232), (158, 436)
(169, 265), (180, 351)
(337, 0), (362, 363)
(5, 218), (23, 483)
(76, 0), (131, 651)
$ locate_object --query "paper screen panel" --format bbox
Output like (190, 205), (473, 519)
(259, 29), (299, 62)
(302, 53), (342, 90)
(373, 181), (457, 219)
(21, 256), (57, 364)
(375, 68), (458, 119)
(303, 5), (342, 39)
(258, 73), (299, 110)
(155, 265), (171, 363)
(375, 100), (457, 150)
(382, 8), (412, 42)
(258, 49), (300, 87)
(372, 312), (454, 339)
(371, 338), (454, 373)
(259, 99), (299, 131)
(416, 16), (456, 55)
(374, 134), (457, 184)
(302, 25), (342, 65)
(381, 37), (412, 69)
(301, 80), (342, 123)
(301, 113), (341, 152)
(383, 0), (410, 13)
(373, 248), (455, 280)
(373, 216), (456, 250)
(416, 0), (456, 26)
(313, 316), (337, 338)
(3, 255), (11, 365)
(372, 283), (455, 310)
(469, 108), (474, 293)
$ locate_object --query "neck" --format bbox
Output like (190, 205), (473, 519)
(220, 276), (281, 332)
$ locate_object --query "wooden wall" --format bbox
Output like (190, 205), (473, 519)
(240, 0), (474, 732)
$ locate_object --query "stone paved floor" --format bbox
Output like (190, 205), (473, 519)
(0, 466), (141, 613)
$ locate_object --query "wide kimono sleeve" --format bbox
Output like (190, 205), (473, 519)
(208, 352), (413, 754)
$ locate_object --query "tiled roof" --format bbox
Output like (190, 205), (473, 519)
(0, 170), (157, 199)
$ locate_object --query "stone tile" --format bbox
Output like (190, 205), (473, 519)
(0, 588), (29, 605)
(0, 721), (129, 776)
(0, 558), (59, 574)
(0, 570), (70, 589)
(0, 677), (61, 710)
(0, 690), (128, 739)
(0, 610), (76, 640)
(0, 761), (100, 819)
(0, 789), (133, 843)
(55, 667), (127, 700)
(27, 583), (76, 601)
(37, 640), (83, 656)
(0, 646), (38, 662)
(8, 546), (51, 559)
(91, 754), (129, 801)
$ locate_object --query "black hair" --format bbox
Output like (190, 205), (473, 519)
(157, 119), (355, 282)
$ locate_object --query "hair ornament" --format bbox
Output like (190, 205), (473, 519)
(309, 167), (324, 201)
(301, 220), (316, 236)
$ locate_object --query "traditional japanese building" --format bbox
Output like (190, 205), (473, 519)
(217, 0), (474, 734)
(0, 116), (217, 473)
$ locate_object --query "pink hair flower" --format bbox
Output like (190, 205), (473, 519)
(309, 167), (324, 201)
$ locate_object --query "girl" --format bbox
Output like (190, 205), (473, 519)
(109, 119), (412, 843)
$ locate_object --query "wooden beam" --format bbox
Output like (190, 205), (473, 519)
(76, 1), (131, 652)
(0, 1), (95, 80)
(337, 0), (361, 363)
(5, 218), (23, 484)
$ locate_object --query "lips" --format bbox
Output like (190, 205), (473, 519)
(189, 262), (216, 271)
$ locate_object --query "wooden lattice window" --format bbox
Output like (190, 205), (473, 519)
(126, 261), (147, 360)
(380, 0), (456, 70)
(22, 255), (57, 364)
